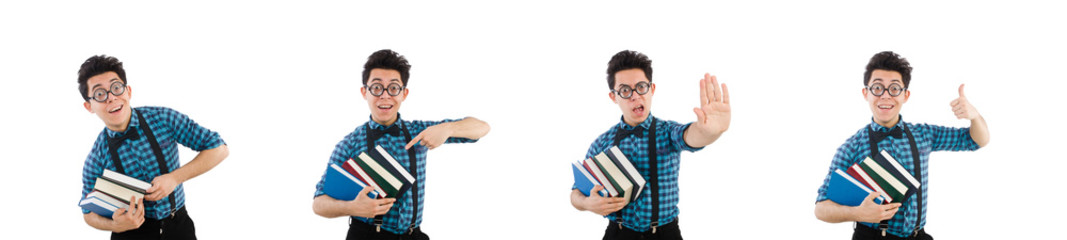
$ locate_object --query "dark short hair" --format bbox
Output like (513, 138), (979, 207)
(864, 51), (912, 88)
(606, 50), (653, 90)
(362, 49), (411, 87)
(77, 55), (127, 102)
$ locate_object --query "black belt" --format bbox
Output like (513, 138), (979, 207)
(855, 223), (927, 239)
(349, 218), (424, 237)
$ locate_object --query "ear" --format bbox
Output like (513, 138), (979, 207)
(126, 85), (132, 100)
(902, 89), (910, 103)
(401, 88), (409, 99)
(83, 101), (92, 113)
(861, 88), (868, 99)
(608, 91), (617, 103)
(360, 86), (368, 99)
(650, 83), (656, 96)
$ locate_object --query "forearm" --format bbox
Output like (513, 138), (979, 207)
(969, 115), (989, 147)
(570, 189), (587, 211)
(814, 200), (857, 223)
(313, 195), (352, 218)
(171, 145), (228, 183)
(83, 213), (122, 232)
(683, 126), (721, 148)
(447, 117), (490, 140)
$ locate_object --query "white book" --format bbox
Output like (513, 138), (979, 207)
(375, 145), (415, 183)
(584, 158), (618, 197)
(94, 177), (146, 203)
(358, 152), (403, 191)
(879, 150), (921, 187)
(608, 146), (645, 202)
(594, 153), (633, 204)
(102, 169), (151, 192)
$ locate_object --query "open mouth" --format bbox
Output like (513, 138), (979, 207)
(108, 104), (123, 113)
(376, 104), (394, 111)
(632, 105), (645, 115)
(877, 104), (893, 110)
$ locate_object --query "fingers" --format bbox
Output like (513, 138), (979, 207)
(698, 74), (709, 106)
(709, 74), (720, 103)
(958, 84), (966, 97)
(720, 83), (730, 104)
(357, 186), (375, 199)
(405, 133), (424, 150)
(589, 185), (605, 198)
(863, 191), (880, 202)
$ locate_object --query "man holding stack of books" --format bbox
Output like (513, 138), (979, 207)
(813, 51), (990, 239)
(312, 49), (490, 240)
(76, 55), (230, 239)
(570, 50), (731, 240)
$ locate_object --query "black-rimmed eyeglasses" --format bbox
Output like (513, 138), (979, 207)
(90, 81), (126, 102)
(365, 83), (405, 97)
(868, 83), (906, 97)
(613, 81), (651, 99)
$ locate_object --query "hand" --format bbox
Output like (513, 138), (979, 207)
(111, 196), (145, 233)
(405, 123), (454, 150)
(691, 73), (731, 136)
(950, 84), (980, 120)
(146, 173), (179, 201)
(854, 192), (901, 223)
(346, 187), (396, 218)
(581, 186), (627, 216)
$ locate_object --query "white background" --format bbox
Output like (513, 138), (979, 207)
(1, 1), (1064, 239)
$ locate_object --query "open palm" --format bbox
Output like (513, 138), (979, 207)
(692, 73), (730, 135)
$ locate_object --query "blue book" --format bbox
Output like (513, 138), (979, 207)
(828, 169), (885, 206)
(323, 164), (379, 200)
(79, 191), (126, 218)
(572, 162), (608, 197)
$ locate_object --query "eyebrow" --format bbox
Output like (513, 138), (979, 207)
(370, 78), (402, 83)
(90, 78), (122, 90)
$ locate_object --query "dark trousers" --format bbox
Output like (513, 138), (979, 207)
(346, 220), (429, 240)
(111, 207), (196, 240)
(853, 223), (932, 240)
(602, 219), (682, 240)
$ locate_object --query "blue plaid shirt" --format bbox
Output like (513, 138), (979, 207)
(577, 115), (703, 232)
(314, 114), (477, 234)
(80, 106), (226, 220)
(815, 116), (980, 237)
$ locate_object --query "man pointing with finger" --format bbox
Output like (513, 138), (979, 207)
(312, 49), (490, 240)
(814, 51), (990, 239)
(570, 50), (730, 240)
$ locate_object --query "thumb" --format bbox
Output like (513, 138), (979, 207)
(590, 185), (604, 197)
(958, 84), (966, 98)
(863, 191), (880, 203)
(358, 186), (374, 198)
(693, 107), (705, 123)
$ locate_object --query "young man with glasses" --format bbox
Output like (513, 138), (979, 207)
(813, 51), (990, 239)
(569, 50), (731, 240)
(312, 49), (489, 240)
(77, 55), (229, 239)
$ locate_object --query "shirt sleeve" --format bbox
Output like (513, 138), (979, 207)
(667, 121), (704, 152)
(80, 136), (107, 214)
(917, 123), (980, 152)
(815, 134), (864, 203)
(408, 118), (478, 144)
(314, 135), (356, 198)
(162, 108), (226, 151)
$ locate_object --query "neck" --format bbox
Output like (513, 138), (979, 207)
(373, 114), (399, 127)
(106, 113), (133, 132)
(875, 115), (901, 128)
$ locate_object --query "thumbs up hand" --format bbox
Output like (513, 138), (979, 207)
(950, 84), (980, 120)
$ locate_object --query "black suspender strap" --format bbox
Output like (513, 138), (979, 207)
(866, 123), (923, 236)
(135, 110), (179, 217)
(900, 124), (923, 234)
(647, 118), (659, 233)
(610, 118), (659, 233)
(107, 110), (177, 217)
(363, 121), (419, 233)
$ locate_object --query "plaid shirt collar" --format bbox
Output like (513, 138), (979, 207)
(868, 114), (905, 133)
(105, 110), (142, 138)
(366, 113), (404, 130)
(616, 114), (654, 131)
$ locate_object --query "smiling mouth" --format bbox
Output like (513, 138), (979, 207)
(877, 104), (893, 109)
(377, 104), (393, 110)
(108, 104), (123, 113)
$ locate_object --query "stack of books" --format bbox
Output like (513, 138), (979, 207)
(828, 150), (921, 206)
(324, 145), (414, 200)
(571, 146), (645, 204)
(79, 169), (150, 217)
